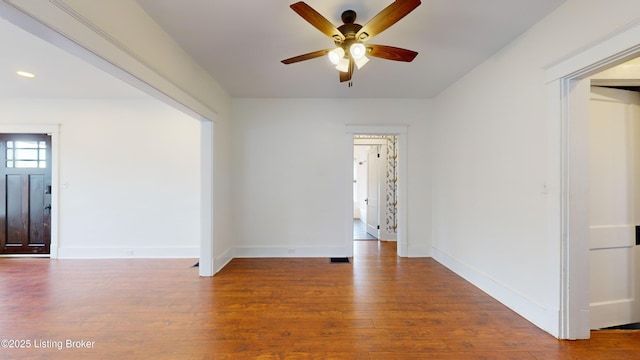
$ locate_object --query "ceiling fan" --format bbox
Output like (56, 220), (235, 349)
(281, 0), (421, 86)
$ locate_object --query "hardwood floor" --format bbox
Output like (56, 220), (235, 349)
(0, 241), (638, 359)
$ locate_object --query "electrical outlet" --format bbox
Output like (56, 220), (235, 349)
(125, 250), (134, 256)
(287, 248), (295, 254)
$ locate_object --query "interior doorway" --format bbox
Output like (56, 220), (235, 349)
(552, 23), (640, 339)
(345, 125), (407, 258)
(353, 135), (398, 243)
(587, 61), (640, 330)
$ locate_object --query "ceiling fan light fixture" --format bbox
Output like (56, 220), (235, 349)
(335, 57), (350, 73)
(354, 55), (369, 69)
(350, 43), (366, 60)
(282, 1), (421, 84)
(328, 47), (345, 65)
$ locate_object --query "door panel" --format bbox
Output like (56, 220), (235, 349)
(5, 174), (27, 247)
(0, 134), (51, 255)
(366, 147), (379, 238)
(30, 174), (47, 245)
(588, 86), (640, 329)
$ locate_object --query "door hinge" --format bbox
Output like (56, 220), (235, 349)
(377, 225), (380, 229)
(377, 153), (380, 158)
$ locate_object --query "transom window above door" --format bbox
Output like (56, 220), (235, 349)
(5, 140), (47, 168)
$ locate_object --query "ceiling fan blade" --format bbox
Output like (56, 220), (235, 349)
(340, 58), (354, 83)
(290, 2), (345, 42)
(356, 0), (421, 41)
(281, 49), (332, 64)
(367, 45), (418, 62)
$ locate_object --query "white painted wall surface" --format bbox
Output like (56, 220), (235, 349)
(431, 0), (640, 337)
(231, 98), (431, 257)
(0, 99), (200, 258)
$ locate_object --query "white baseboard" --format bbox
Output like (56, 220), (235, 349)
(214, 248), (234, 274)
(234, 246), (347, 258)
(407, 246), (431, 257)
(57, 247), (199, 259)
(431, 247), (560, 338)
(379, 231), (397, 241)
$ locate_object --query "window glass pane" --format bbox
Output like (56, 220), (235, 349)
(15, 141), (38, 149)
(15, 160), (38, 168)
(15, 149), (39, 160)
(5, 140), (47, 168)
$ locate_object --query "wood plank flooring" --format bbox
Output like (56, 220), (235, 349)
(0, 241), (638, 359)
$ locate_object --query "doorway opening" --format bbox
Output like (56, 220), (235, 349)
(353, 135), (398, 244)
(346, 124), (407, 259)
(587, 58), (640, 331)
(552, 21), (640, 339)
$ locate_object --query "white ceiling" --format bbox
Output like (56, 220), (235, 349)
(136, 0), (567, 98)
(0, 18), (147, 99)
(1, 0), (571, 99)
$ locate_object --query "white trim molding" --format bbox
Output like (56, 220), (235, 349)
(234, 246), (347, 258)
(58, 247), (199, 259)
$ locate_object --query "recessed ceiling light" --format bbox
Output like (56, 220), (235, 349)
(16, 71), (35, 78)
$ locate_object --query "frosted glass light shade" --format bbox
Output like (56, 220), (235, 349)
(354, 56), (369, 69)
(328, 48), (345, 65)
(335, 58), (350, 72)
(350, 43), (366, 59)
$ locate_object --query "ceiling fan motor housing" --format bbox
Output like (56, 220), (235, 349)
(341, 9), (357, 24)
(337, 10), (362, 42)
(337, 11), (364, 58)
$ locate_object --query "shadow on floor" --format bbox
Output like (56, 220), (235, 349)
(353, 219), (376, 240)
(603, 322), (640, 330)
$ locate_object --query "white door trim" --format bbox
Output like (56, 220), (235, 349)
(345, 125), (408, 257)
(547, 19), (640, 339)
(0, 124), (59, 259)
(199, 119), (215, 276)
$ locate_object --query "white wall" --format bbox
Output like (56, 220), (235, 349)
(0, 98), (200, 258)
(231, 98), (431, 257)
(431, 0), (640, 337)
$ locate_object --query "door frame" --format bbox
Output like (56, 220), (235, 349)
(0, 124), (59, 258)
(346, 125), (408, 257)
(547, 21), (640, 339)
